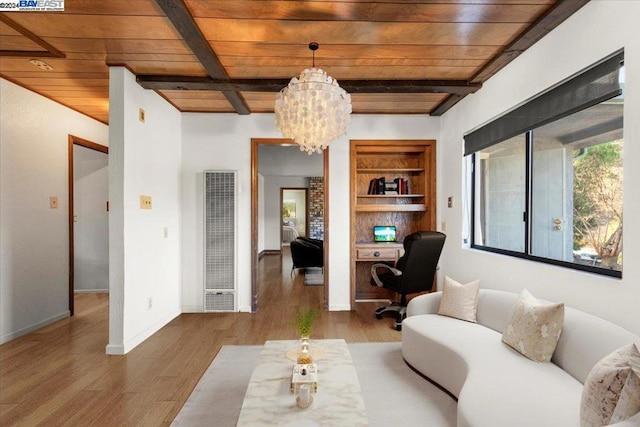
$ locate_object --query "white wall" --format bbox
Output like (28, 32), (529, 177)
(439, 0), (640, 335)
(0, 78), (108, 344)
(258, 145), (323, 176)
(265, 176), (308, 250)
(259, 145), (323, 249)
(74, 145), (109, 292)
(181, 114), (440, 313)
(181, 114), (275, 313)
(107, 67), (182, 354)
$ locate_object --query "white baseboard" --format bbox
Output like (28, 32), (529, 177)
(105, 308), (181, 355)
(238, 305), (252, 313)
(328, 304), (351, 311)
(105, 344), (125, 355)
(0, 311), (70, 345)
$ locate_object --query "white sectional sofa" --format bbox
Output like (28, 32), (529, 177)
(402, 289), (640, 427)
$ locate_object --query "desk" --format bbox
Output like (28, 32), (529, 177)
(355, 242), (403, 261)
(236, 339), (368, 426)
(354, 242), (403, 300)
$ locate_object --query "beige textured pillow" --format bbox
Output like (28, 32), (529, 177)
(501, 289), (564, 362)
(580, 343), (640, 427)
(437, 276), (480, 323)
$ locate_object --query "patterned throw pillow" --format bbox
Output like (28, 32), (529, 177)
(437, 276), (480, 323)
(501, 289), (564, 363)
(580, 343), (640, 427)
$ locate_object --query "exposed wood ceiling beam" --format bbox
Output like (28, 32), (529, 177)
(152, 0), (588, 116)
(154, 0), (249, 114)
(431, 0), (590, 116)
(136, 75), (482, 95)
(0, 15), (65, 58)
(429, 94), (466, 117)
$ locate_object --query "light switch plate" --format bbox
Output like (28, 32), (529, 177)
(50, 196), (58, 208)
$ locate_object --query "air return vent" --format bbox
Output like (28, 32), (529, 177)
(205, 292), (235, 312)
(203, 171), (237, 312)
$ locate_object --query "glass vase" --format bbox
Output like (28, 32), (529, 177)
(297, 336), (313, 364)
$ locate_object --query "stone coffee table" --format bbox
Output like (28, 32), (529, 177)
(236, 339), (368, 426)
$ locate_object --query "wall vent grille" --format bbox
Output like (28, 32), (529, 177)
(203, 171), (237, 312)
(205, 292), (235, 312)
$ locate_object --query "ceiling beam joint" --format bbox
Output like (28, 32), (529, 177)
(154, 0), (249, 114)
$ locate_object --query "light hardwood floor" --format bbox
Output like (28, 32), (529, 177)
(0, 250), (400, 426)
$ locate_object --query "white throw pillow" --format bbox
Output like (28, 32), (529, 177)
(501, 289), (564, 363)
(437, 276), (480, 323)
(580, 343), (640, 427)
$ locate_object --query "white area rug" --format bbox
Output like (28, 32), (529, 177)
(172, 342), (456, 426)
(304, 267), (324, 286)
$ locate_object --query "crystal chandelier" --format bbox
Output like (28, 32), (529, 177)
(275, 42), (352, 155)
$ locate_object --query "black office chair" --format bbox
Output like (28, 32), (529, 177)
(371, 231), (446, 331)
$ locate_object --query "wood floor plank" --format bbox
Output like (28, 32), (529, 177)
(0, 248), (402, 425)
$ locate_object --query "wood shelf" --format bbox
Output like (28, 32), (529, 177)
(356, 168), (423, 173)
(356, 146), (426, 154)
(356, 204), (427, 212)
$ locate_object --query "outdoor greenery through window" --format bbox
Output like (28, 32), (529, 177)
(468, 55), (624, 277)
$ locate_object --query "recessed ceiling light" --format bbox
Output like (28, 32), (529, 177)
(29, 59), (54, 71)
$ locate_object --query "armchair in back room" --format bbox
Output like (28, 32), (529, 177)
(290, 237), (324, 276)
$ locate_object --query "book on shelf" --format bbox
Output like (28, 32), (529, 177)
(392, 177), (411, 195)
(367, 178), (376, 195)
(367, 177), (386, 195)
(377, 177), (385, 194)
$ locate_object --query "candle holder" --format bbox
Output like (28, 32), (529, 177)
(296, 384), (314, 409)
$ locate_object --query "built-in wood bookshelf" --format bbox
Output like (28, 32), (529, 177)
(350, 139), (436, 304)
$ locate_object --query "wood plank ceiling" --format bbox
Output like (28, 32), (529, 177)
(0, 0), (588, 125)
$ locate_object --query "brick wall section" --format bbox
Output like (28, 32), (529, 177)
(308, 177), (324, 240)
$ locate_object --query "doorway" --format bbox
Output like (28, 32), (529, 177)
(68, 135), (108, 316)
(281, 188), (308, 244)
(251, 139), (329, 312)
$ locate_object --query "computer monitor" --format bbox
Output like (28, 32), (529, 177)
(373, 225), (397, 243)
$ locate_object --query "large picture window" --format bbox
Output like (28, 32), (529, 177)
(466, 52), (624, 277)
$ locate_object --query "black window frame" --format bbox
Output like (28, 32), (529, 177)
(467, 51), (624, 279)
